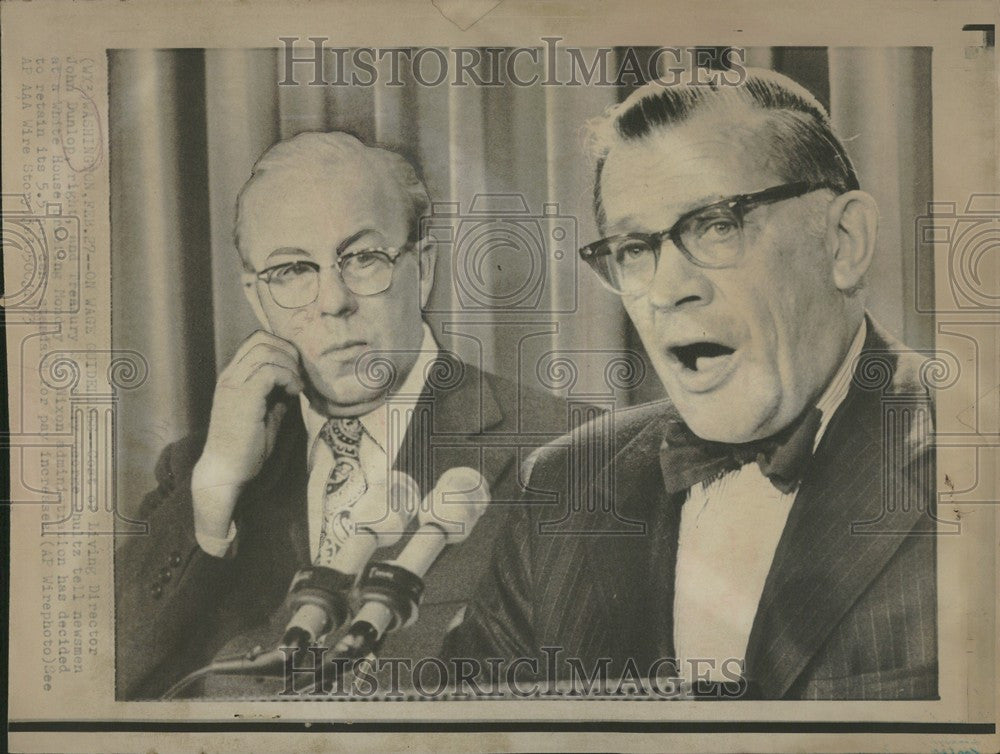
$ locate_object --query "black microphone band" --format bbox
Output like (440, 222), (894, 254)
(357, 561), (425, 629)
(288, 565), (357, 597)
(285, 566), (357, 634)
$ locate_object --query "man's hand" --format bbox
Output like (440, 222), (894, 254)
(192, 330), (305, 542)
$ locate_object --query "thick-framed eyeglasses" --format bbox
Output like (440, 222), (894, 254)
(578, 182), (837, 296)
(253, 242), (418, 308)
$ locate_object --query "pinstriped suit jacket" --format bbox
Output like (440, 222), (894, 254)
(443, 320), (938, 700)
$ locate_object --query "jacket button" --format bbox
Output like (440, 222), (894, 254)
(169, 552), (183, 567)
(159, 568), (172, 583)
(149, 584), (163, 599)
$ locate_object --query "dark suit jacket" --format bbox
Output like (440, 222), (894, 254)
(115, 353), (579, 699)
(443, 319), (938, 700)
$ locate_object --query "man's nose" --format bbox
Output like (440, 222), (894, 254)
(644, 239), (713, 310)
(315, 266), (358, 316)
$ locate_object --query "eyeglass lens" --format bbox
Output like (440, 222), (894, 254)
(266, 253), (397, 307)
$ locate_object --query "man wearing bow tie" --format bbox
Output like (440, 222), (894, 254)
(444, 69), (938, 700)
(115, 132), (574, 699)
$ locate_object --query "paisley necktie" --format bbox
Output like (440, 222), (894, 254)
(315, 416), (368, 564)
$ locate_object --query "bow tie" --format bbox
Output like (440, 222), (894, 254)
(659, 406), (823, 496)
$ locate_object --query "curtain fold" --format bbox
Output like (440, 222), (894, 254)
(110, 50), (215, 506)
(204, 49), (281, 368)
(828, 47), (934, 348)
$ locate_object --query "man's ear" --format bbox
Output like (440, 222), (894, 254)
(417, 238), (437, 309)
(242, 274), (272, 331)
(825, 190), (878, 291)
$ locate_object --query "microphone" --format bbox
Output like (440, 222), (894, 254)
(161, 468), (489, 697)
(333, 467), (490, 658)
(281, 471), (420, 650)
(167, 471), (422, 690)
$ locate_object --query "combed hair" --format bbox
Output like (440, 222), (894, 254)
(586, 68), (860, 231)
(235, 131), (430, 261)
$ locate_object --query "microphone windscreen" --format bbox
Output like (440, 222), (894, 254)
(420, 466), (490, 543)
(389, 470), (421, 517)
(348, 471), (419, 548)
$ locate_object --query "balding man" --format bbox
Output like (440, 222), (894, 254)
(115, 132), (574, 699)
(445, 69), (938, 700)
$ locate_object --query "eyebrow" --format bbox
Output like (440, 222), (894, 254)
(263, 228), (383, 262)
(608, 193), (729, 233)
(265, 247), (310, 261)
(336, 228), (382, 254)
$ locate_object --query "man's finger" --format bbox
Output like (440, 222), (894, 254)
(241, 361), (305, 394)
(225, 341), (302, 380)
(233, 329), (300, 364)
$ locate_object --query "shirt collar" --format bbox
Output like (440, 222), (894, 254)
(812, 319), (867, 450)
(301, 322), (439, 465)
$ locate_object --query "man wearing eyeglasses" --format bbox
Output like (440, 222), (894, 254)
(115, 132), (574, 698)
(445, 69), (937, 700)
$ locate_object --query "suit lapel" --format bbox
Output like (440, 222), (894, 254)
(581, 405), (685, 667)
(375, 353), (504, 565)
(392, 352), (504, 496)
(745, 323), (934, 698)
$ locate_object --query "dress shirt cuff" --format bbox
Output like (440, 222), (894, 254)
(195, 521), (238, 559)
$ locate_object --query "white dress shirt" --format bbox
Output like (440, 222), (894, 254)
(672, 321), (866, 683)
(195, 324), (438, 559)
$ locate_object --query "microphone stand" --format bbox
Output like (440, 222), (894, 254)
(161, 560), (426, 699)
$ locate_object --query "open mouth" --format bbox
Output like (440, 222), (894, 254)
(669, 342), (736, 371)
